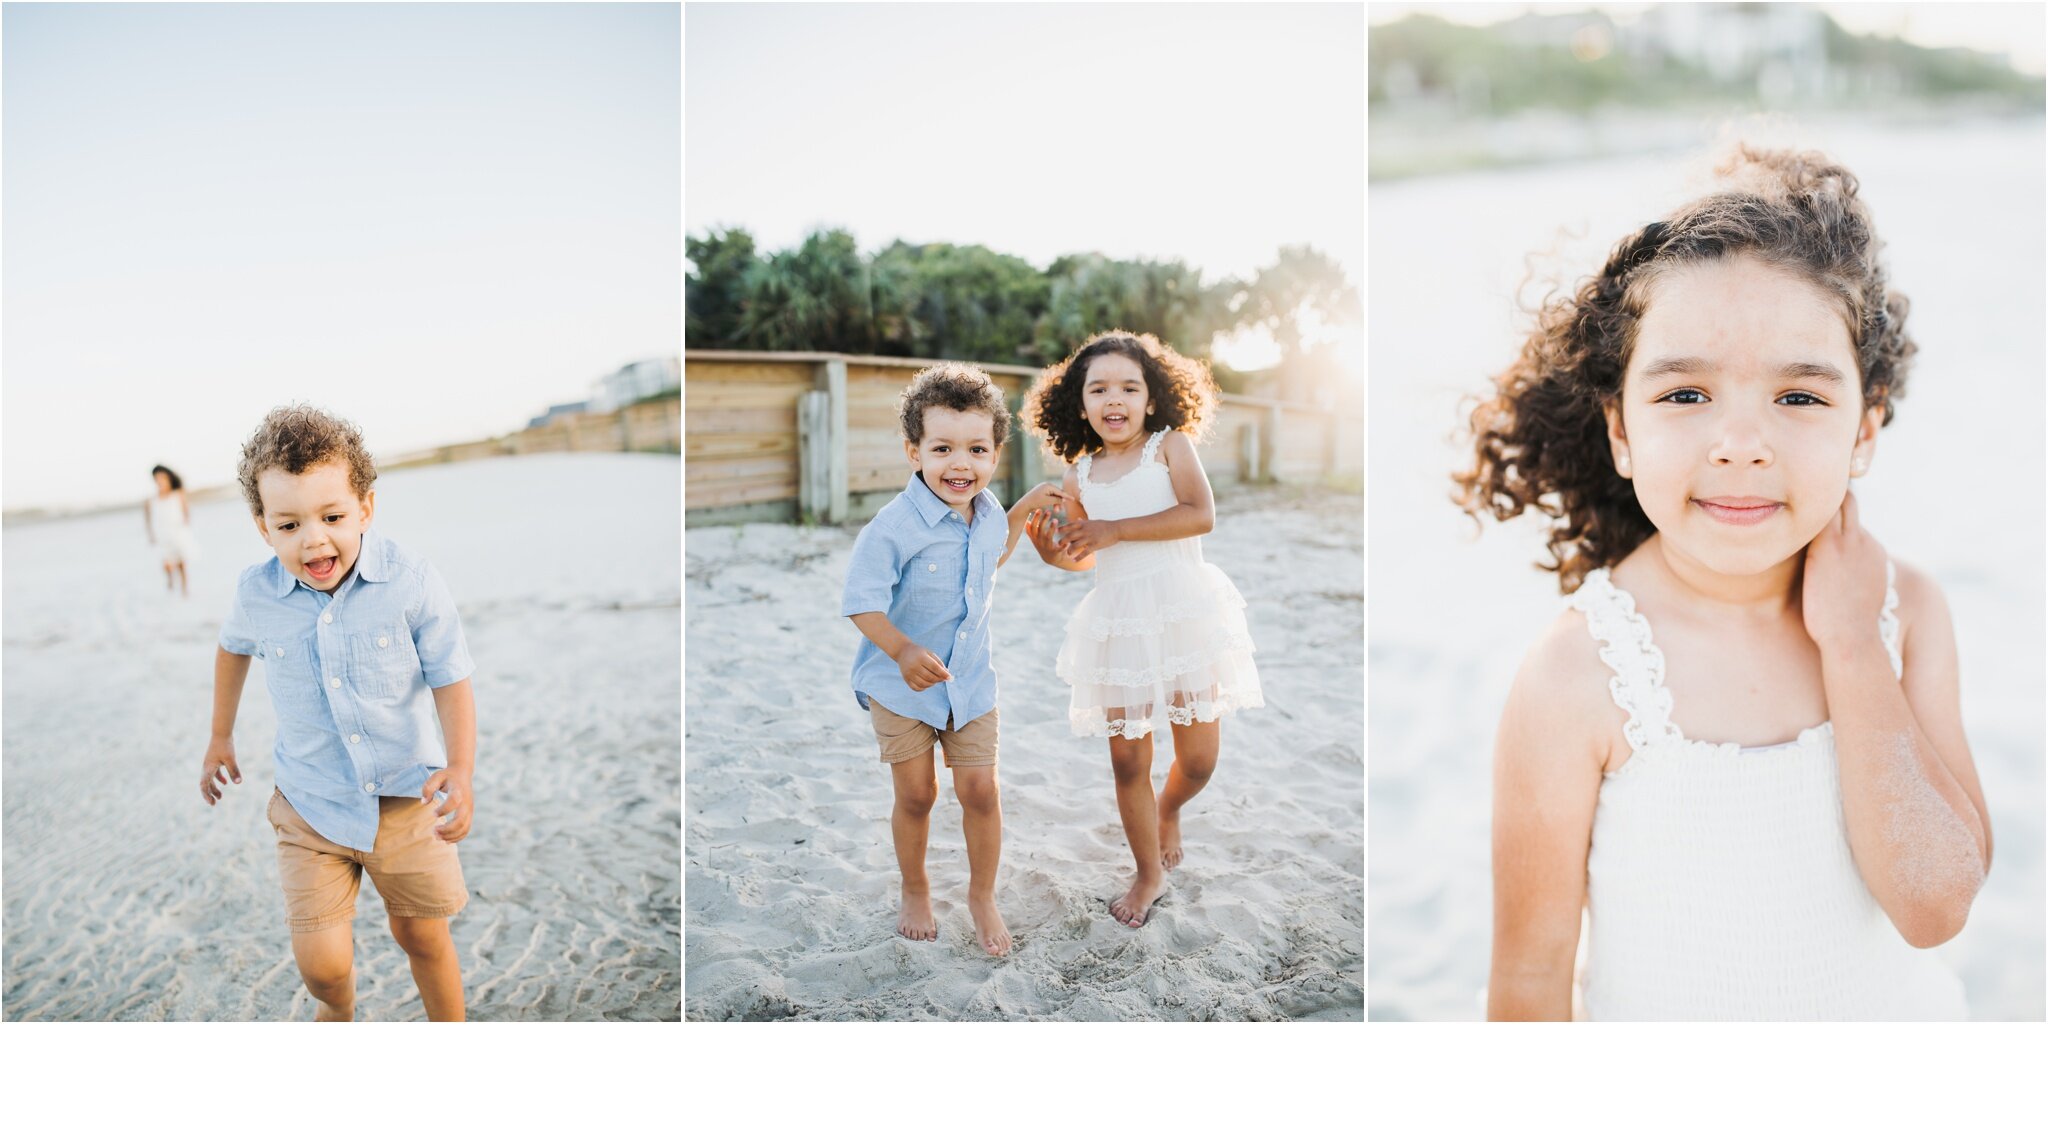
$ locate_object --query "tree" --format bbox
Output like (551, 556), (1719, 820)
(735, 229), (869, 352)
(685, 228), (757, 347)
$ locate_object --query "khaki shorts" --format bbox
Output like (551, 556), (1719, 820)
(870, 699), (999, 768)
(267, 788), (468, 933)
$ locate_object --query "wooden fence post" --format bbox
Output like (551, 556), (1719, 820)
(1239, 421), (1261, 484)
(815, 358), (849, 523)
(798, 390), (831, 524)
(1264, 403), (1284, 484)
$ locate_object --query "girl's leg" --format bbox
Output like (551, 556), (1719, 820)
(162, 561), (174, 592)
(951, 764), (1011, 955)
(175, 561), (189, 598)
(1157, 719), (1221, 871)
(389, 914), (465, 1021)
(1107, 731), (1168, 926)
(890, 751), (939, 940)
(290, 924), (356, 1021)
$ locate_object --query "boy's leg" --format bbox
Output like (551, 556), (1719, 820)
(389, 915), (465, 1021)
(1157, 718), (1221, 871)
(1106, 730), (1168, 927)
(290, 925), (356, 1021)
(950, 763), (1010, 956)
(889, 751), (939, 940)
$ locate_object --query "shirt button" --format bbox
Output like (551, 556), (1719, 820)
(274, 647), (285, 657)
(350, 734), (362, 744)
(927, 563), (937, 572)
(377, 636), (389, 648)
(364, 782), (377, 793)
(329, 677), (342, 689)
(322, 613), (333, 624)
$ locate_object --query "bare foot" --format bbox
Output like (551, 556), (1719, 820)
(897, 891), (938, 941)
(967, 891), (1012, 956)
(1108, 873), (1168, 928)
(1158, 809), (1184, 872)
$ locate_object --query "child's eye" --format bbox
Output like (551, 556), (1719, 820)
(1777, 391), (1827, 407)
(278, 522), (296, 532)
(1656, 388), (1707, 405)
(325, 514), (344, 523)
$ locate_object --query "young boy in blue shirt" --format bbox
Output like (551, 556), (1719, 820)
(842, 364), (1062, 956)
(200, 405), (477, 1021)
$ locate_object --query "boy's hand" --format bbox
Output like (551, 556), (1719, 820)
(200, 737), (241, 805)
(1058, 517), (1122, 560)
(1013, 482), (1066, 514)
(420, 768), (473, 843)
(896, 644), (952, 691)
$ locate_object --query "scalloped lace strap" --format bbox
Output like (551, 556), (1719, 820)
(1139, 427), (1166, 466)
(1076, 451), (1094, 490)
(1880, 559), (1903, 679)
(1568, 569), (1681, 757)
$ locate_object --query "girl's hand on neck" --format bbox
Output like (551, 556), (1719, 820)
(1799, 490), (1890, 659)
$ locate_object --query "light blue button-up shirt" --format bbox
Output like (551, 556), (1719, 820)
(841, 474), (1007, 730)
(220, 529), (475, 852)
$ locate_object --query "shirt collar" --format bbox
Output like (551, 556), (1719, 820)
(269, 528), (390, 598)
(902, 472), (1000, 528)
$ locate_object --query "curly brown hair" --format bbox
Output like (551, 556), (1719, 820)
(1024, 330), (1218, 462)
(237, 405), (379, 516)
(900, 362), (1012, 448)
(1453, 144), (1916, 593)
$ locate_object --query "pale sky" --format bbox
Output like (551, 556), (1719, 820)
(685, 2), (1366, 370)
(1366, 2), (2048, 77)
(2, 3), (681, 512)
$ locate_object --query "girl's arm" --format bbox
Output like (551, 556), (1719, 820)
(1489, 611), (1610, 1020)
(1056, 430), (1215, 558)
(998, 481), (1065, 567)
(179, 491), (191, 525)
(143, 499), (154, 542)
(1806, 495), (1988, 948)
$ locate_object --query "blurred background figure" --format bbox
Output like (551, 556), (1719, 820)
(144, 464), (195, 598)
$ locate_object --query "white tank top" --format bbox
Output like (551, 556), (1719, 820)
(1568, 566), (1967, 1020)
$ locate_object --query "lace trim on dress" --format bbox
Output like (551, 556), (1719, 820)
(1076, 428), (1168, 495)
(1069, 684), (1266, 738)
(1569, 569), (1682, 760)
(1879, 558), (1904, 679)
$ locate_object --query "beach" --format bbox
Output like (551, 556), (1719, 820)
(1, 452), (681, 1021)
(1367, 121), (2047, 1020)
(684, 485), (1364, 1021)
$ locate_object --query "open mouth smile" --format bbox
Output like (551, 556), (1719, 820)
(304, 556), (339, 581)
(941, 476), (976, 494)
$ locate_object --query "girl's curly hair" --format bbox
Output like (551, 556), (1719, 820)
(1024, 330), (1218, 462)
(1453, 144), (1916, 593)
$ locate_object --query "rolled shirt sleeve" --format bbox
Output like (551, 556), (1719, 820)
(219, 572), (261, 656)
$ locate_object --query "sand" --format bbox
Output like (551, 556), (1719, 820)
(684, 486), (1364, 1021)
(1367, 123), (2046, 1020)
(2, 453), (680, 1021)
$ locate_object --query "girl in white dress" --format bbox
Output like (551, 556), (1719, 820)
(145, 464), (197, 598)
(1023, 331), (1263, 927)
(1459, 146), (1986, 1019)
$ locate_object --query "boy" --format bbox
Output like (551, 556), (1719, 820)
(841, 363), (1062, 956)
(200, 405), (477, 1021)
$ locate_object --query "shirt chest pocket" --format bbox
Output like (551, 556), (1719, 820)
(259, 636), (324, 702)
(347, 622), (419, 701)
(906, 550), (964, 612)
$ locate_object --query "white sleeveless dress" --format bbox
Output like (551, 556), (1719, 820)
(1055, 428), (1263, 739)
(1569, 565), (1967, 1020)
(150, 492), (197, 564)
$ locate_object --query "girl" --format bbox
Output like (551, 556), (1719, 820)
(145, 464), (197, 598)
(1460, 146), (1988, 1020)
(1022, 331), (1264, 928)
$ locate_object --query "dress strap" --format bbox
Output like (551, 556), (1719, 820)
(1139, 427), (1167, 466)
(1879, 559), (1904, 679)
(1076, 451), (1094, 491)
(1569, 569), (1682, 757)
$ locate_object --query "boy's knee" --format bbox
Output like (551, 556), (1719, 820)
(953, 771), (1000, 814)
(389, 916), (454, 959)
(896, 787), (938, 817)
(299, 956), (353, 992)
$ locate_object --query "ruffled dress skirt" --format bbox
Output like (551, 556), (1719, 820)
(1055, 544), (1263, 739)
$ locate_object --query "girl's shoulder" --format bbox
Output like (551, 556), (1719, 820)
(1496, 604), (1630, 775)
(1153, 426), (1198, 463)
(1887, 555), (1953, 658)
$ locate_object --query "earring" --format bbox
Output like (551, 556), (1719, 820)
(1851, 456), (1867, 477)
(1616, 451), (1630, 476)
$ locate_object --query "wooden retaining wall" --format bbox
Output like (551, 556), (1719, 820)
(685, 350), (1341, 526)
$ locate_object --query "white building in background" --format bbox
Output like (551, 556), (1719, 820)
(589, 357), (681, 413)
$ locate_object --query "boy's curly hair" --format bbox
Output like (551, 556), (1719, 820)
(1453, 144), (1915, 593)
(900, 362), (1012, 448)
(1024, 330), (1218, 462)
(237, 405), (379, 516)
